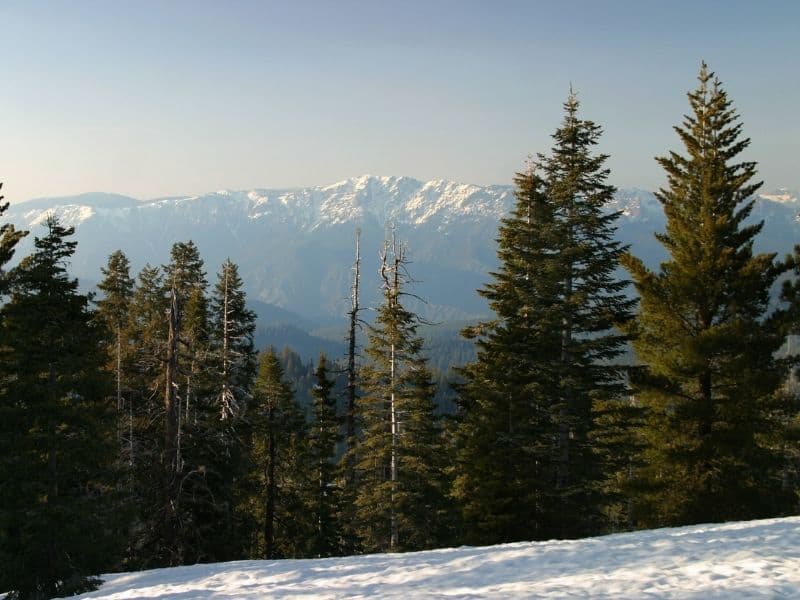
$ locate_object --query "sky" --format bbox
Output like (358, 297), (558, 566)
(2, 0), (799, 202)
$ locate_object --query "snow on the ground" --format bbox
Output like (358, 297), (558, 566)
(68, 517), (800, 599)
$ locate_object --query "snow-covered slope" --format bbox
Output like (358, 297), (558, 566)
(67, 517), (800, 599)
(5, 176), (799, 323)
(12, 176), (513, 232)
(5, 176), (516, 322)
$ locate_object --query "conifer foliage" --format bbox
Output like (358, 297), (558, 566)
(455, 94), (634, 544)
(125, 245), (257, 566)
(211, 258), (257, 419)
(95, 250), (135, 464)
(354, 238), (448, 553)
(308, 353), (341, 557)
(621, 63), (793, 525)
(0, 182), (26, 295)
(0, 217), (120, 599)
(2, 61), (799, 593)
(240, 349), (309, 559)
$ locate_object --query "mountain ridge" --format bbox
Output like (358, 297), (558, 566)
(4, 176), (799, 327)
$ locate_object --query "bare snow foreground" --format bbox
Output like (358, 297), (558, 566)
(70, 517), (800, 599)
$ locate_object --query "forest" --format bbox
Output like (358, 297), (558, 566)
(1, 63), (799, 600)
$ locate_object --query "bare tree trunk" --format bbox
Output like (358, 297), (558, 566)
(264, 410), (276, 559)
(164, 282), (182, 537)
(346, 228), (361, 453)
(381, 236), (402, 551)
(129, 387), (134, 467)
(116, 326), (122, 442)
(221, 266), (231, 417)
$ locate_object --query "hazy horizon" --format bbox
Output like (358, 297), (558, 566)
(3, 0), (799, 203)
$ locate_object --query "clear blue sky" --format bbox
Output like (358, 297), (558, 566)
(2, 0), (798, 202)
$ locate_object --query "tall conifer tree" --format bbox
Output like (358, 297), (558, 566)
(124, 263), (166, 566)
(210, 258), (257, 419)
(308, 353), (341, 557)
(188, 258), (257, 562)
(240, 349), (310, 559)
(354, 239), (448, 553)
(621, 64), (793, 525)
(455, 94), (634, 543)
(454, 168), (563, 544)
(0, 217), (120, 599)
(96, 250), (135, 464)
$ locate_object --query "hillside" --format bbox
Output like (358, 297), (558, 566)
(6, 178), (799, 327)
(63, 517), (800, 599)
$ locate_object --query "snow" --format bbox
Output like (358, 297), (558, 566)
(760, 192), (797, 204)
(27, 205), (96, 227)
(13, 180), (800, 238)
(66, 516), (800, 599)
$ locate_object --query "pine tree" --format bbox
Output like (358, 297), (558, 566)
(779, 247), (800, 510)
(621, 63), (793, 526)
(454, 168), (563, 544)
(122, 263), (166, 566)
(354, 238), (449, 553)
(149, 240), (210, 564)
(0, 182), (27, 296)
(95, 250), (135, 464)
(163, 241), (209, 433)
(126, 263), (165, 473)
(455, 94), (635, 544)
(240, 349), (310, 559)
(127, 264), (166, 405)
(184, 258), (257, 563)
(541, 94), (635, 534)
(0, 216), (121, 599)
(210, 258), (257, 419)
(308, 353), (341, 557)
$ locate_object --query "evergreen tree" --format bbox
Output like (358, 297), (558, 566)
(540, 95), (635, 535)
(148, 240), (210, 564)
(354, 239), (449, 553)
(210, 258), (257, 419)
(0, 217), (120, 599)
(163, 240), (209, 431)
(0, 182), (27, 296)
(454, 169), (563, 544)
(621, 63), (793, 526)
(124, 264), (166, 566)
(779, 247), (800, 511)
(240, 349), (310, 559)
(183, 258), (257, 563)
(126, 263), (165, 475)
(455, 94), (635, 544)
(127, 264), (166, 408)
(308, 353), (341, 557)
(95, 250), (135, 464)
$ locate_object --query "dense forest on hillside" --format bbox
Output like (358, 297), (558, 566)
(2, 65), (800, 600)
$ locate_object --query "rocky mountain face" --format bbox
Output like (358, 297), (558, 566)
(5, 177), (799, 326)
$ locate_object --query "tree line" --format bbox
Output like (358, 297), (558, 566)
(1, 63), (799, 599)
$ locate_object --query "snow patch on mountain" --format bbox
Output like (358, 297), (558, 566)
(760, 189), (798, 204)
(27, 204), (96, 227)
(14, 176), (516, 232)
(7, 176), (798, 322)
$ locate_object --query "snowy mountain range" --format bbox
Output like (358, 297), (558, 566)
(5, 176), (799, 327)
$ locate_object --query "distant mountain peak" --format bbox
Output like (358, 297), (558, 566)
(6, 177), (799, 323)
